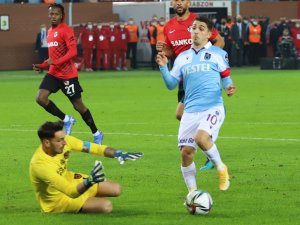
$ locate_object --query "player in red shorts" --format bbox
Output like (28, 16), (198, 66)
(33, 3), (103, 144)
(156, 0), (225, 171)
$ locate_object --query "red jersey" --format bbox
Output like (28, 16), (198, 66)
(164, 13), (218, 57)
(47, 23), (78, 79)
(80, 28), (95, 49)
(291, 26), (300, 50)
(109, 27), (120, 50)
(94, 26), (110, 50)
(119, 27), (129, 50)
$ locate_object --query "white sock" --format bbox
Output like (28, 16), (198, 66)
(203, 144), (225, 171)
(181, 162), (197, 193)
(93, 130), (100, 136)
(63, 115), (70, 123)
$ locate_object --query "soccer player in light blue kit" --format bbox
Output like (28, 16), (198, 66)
(156, 16), (236, 192)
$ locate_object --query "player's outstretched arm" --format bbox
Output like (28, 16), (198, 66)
(113, 151), (144, 165)
(75, 138), (144, 165)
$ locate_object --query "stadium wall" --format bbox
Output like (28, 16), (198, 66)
(0, 1), (299, 71)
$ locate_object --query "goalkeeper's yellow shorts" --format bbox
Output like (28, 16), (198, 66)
(48, 172), (98, 213)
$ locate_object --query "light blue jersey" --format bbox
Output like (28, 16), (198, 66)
(160, 42), (233, 113)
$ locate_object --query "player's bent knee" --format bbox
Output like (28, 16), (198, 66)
(35, 94), (47, 106)
(101, 200), (113, 213)
(181, 147), (195, 159)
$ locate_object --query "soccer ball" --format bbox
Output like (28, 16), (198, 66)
(185, 190), (213, 215)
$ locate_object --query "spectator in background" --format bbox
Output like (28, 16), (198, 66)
(35, 24), (49, 72)
(75, 23), (86, 58)
(269, 21), (280, 57)
(212, 17), (221, 31)
(156, 17), (165, 44)
(231, 15), (245, 67)
(225, 16), (234, 66)
(109, 22), (120, 70)
(247, 17), (261, 65)
(147, 17), (158, 70)
(118, 21), (130, 71)
(79, 22), (95, 72)
(94, 22), (110, 70)
(43, 0), (54, 3)
(155, 17), (165, 68)
(226, 16), (234, 30)
(258, 16), (268, 58)
(290, 21), (300, 57)
(126, 17), (139, 69)
(278, 17), (291, 36)
(242, 16), (250, 65)
(277, 28), (297, 58)
(218, 18), (231, 60)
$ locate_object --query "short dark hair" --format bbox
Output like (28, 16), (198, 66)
(48, 3), (65, 16)
(194, 16), (213, 31)
(38, 121), (64, 141)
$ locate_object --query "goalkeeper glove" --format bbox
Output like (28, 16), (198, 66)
(84, 160), (105, 188)
(114, 150), (144, 165)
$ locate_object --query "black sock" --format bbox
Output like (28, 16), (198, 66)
(81, 109), (98, 134)
(44, 100), (65, 120)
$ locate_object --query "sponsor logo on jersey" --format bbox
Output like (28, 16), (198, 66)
(63, 151), (70, 159)
(204, 53), (211, 60)
(171, 39), (193, 46)
(179, 138), (194, 144)
(169, 30), (175, 34)
(183, 64), (211, 75)
(54, 31), (58, 37)
(187, 26), (192, 32)
(74, 173), (82, 179)
(48, 41), (58, 47)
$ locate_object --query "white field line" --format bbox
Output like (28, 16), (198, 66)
(0, 128), (299, 142)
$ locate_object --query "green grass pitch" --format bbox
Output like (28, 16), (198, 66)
(0, 67), (299, 225)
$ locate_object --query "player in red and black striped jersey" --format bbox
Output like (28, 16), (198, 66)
(33, 3), (103, 144)
(156, 0), (225, 171)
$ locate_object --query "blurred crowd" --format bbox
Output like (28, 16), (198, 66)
(35, 15), (299, 70)
(216, 15), (300, 67)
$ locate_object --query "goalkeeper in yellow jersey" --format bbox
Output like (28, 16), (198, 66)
(29, 120), (143, 213)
